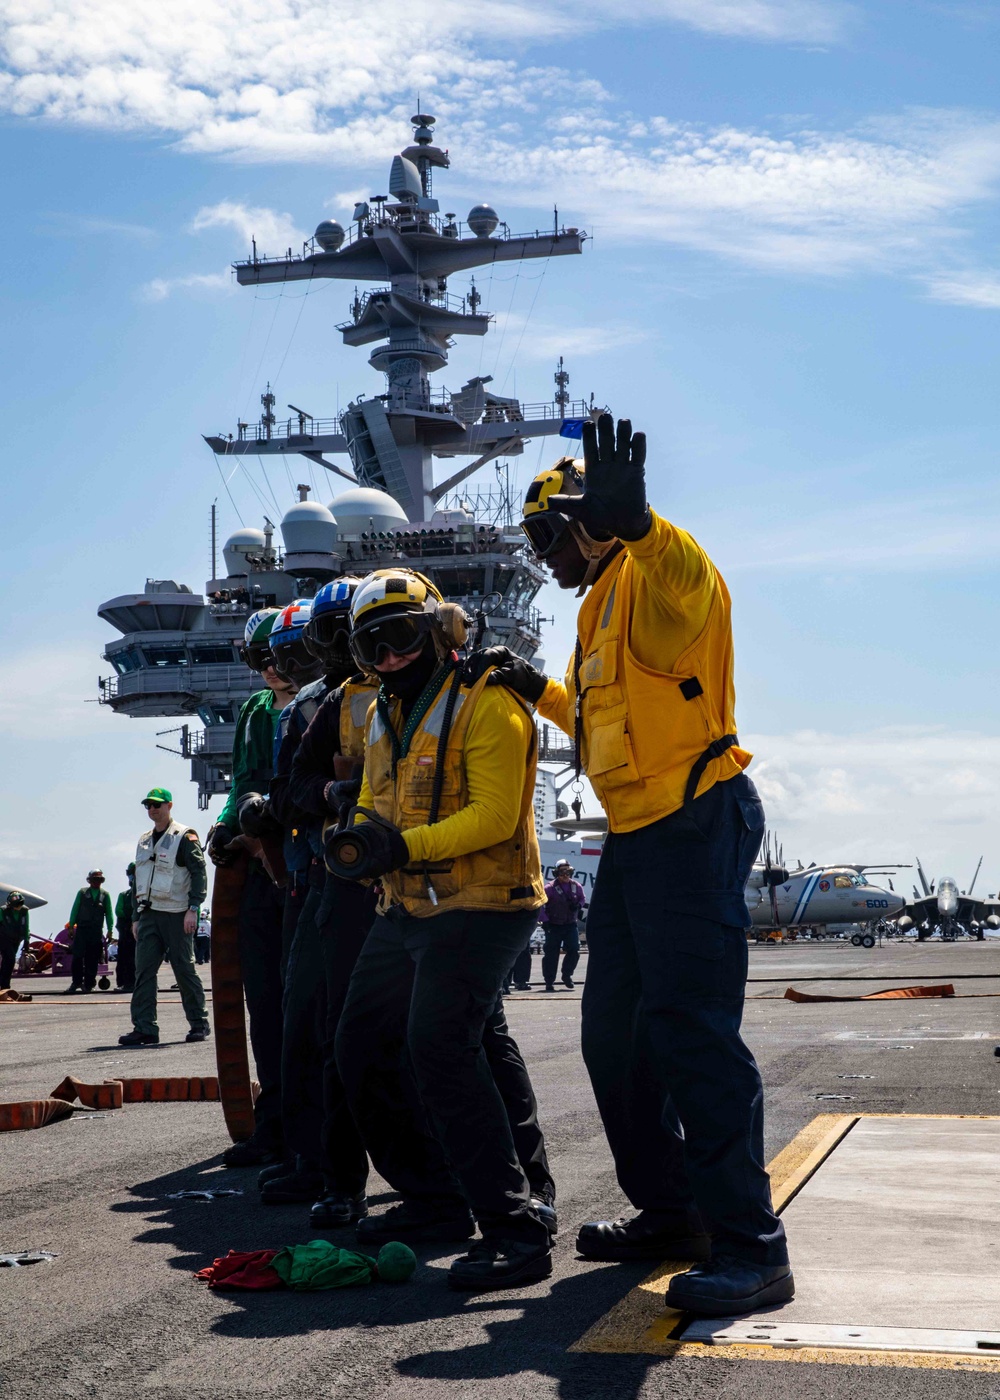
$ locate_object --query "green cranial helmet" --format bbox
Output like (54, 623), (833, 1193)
(240, 608), (280, 672)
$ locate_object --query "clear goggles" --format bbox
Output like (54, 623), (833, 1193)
(520, 512), (572, 559)
(350, 611), (434, 668)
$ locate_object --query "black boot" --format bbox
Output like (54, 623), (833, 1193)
(310, 1191), (369, 1229)
(222, 1135), (284, 1168)
(448, 1238), (552, 1291)
(260, 1167), (326, 1205)
(118, 1030), (159, 1046)
(665, 1257), (795, 1316)
(531, 1197), (558, 1238)
(257, 1158), (296, 1189)
(576, 1212), (711, 1261)
(356, 1200), (475, 1246)
(185, 1022), (211, 1042)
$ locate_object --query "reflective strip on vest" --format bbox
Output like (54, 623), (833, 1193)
(341, 680), (376, 759)
(134, 822), (192, 913)
(364, 668), (543, 918)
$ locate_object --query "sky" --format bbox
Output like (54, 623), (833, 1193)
(2, 0), (1000, 924)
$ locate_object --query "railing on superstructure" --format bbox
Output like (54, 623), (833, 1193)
(337, 287), (487, 327)
(233, 212), (585, 273)
(221, 397), (592, 445)
(98, 664), (255, 707)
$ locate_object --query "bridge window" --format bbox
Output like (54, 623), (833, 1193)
(142, 646), (188, 667)
(191, 645), (237, 665)
(109, 649), (142, 674)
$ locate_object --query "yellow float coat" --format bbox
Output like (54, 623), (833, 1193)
(537, 510), (751, 833)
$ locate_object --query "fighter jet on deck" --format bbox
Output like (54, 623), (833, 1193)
(0, 881), (46, 910)
(895, 859), (1000, 941)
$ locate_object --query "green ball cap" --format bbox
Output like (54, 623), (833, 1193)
(142, 787), (172, 805)
(375, 1241), (417, 1283)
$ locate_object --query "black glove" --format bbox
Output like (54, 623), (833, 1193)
(324, 812), (409, 881)
(207, 823), (236, 867)
(548, 413), (650, 542)
(236, 792), (281, 839)
(464, 646), (548, 705)
(324, 777), (362, 816)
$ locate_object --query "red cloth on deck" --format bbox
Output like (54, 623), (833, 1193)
(194, 1249), (283, 1290)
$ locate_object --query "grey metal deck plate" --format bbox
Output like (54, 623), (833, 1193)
(682, 1116), (1000, 1353)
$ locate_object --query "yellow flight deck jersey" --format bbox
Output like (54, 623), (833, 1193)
(357, 666), (545, 918)
(537, 510), (751, 834)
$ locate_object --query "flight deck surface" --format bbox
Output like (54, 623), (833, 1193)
(2, 937), (999, 1399)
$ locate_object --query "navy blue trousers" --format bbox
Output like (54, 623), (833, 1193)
(581, 773), (787, 1266)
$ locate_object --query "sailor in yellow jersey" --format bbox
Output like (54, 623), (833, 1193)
(470, 414), (792, 1317)
(326, 569), (553, 1293)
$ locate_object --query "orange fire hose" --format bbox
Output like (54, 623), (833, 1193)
(0, 1075), (221, 1132)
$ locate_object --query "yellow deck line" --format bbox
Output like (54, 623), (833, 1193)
(569, 1113), (1000, 1371)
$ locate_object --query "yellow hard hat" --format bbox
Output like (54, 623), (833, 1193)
(349, 569), (448, 669)
(521, 457), (618, 593)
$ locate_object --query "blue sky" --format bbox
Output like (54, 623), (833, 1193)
(2, 0), (999, 922)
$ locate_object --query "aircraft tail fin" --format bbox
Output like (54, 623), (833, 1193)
(969, 855), (983, 897)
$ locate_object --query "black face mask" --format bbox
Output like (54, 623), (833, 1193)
(377, 638), (438, 704)
(324, 655), (357, 688)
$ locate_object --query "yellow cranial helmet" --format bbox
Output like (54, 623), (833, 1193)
(521, 457), (618, 594)
(349, 569), (467, 668)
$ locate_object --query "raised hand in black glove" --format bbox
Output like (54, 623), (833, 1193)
(237, 792), (281, 839)
(463, 646), (548, 705)
(549, 413), (650, 542)
(324, 812), (409, 881)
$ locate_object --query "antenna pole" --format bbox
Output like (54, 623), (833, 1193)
(210, 500), (217, 581)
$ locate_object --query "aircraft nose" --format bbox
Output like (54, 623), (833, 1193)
(888, 892), (905, 913)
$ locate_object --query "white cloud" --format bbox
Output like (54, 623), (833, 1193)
(745, 725), (1000, 889)
(926, 270), (1000, 308)
(0, 0), (848, 172)
(2, 3), (998, 285)
(138, 269), (232, 301)
(190, 201), (306, 256)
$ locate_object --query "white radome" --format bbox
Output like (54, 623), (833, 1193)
(328, 487), (409, 535)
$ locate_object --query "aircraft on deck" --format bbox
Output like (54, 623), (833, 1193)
(0, 881), (47, 910)
(746, 842), (906, 940)
(895, 859), (1000, 941)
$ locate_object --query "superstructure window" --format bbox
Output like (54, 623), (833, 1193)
(191, 645), (238, 665)
(142, 647), (188, 667)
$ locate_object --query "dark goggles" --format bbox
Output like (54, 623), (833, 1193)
(142, 801), (163, 810)
(350, 611), (434, 668)
(270, 636), (324, 682)
(303, 610), (351, 661)
(520, 512), (572, 559)
(239, 642), (274, 673)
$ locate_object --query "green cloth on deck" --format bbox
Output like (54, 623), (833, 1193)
(271, 1240), (378, 1290)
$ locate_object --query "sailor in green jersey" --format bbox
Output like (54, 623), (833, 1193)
(207, 608), (299, 1166)
(0, 892), (30, 989)
(67, 871), (113, 993)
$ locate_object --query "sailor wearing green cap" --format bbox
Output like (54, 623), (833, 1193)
(119, 790), (209, 1047)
